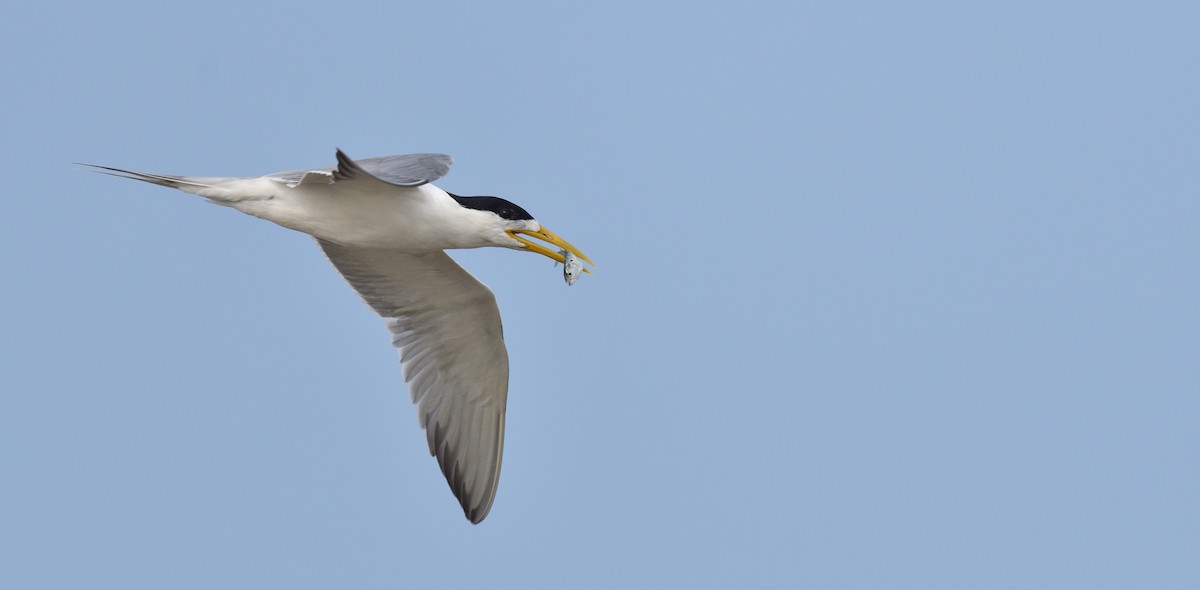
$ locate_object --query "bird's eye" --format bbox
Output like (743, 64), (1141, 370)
(499, 208), (512, 218)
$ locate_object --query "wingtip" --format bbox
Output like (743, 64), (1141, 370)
(465, 504), (491, 524)
(333, 148), (364, 181)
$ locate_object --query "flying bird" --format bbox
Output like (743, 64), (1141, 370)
(85, 150), (593, 523)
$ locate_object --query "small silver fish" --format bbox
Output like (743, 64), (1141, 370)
(560, 249), (583, 286)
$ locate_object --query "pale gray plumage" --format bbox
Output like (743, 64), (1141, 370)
(95, 151), (453, 191)
(270, 152), (454, 187)
(83, 149), (592, 525)
(318, 241), (507, 524)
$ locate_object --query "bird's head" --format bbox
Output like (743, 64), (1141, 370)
(449, 194), (594, 271)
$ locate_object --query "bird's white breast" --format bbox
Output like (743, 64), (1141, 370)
(234, 181), (494, 250)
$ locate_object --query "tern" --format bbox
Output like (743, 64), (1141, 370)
(85, 150), (593, 523)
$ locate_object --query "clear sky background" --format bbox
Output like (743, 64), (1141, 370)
(2, 1), (1197, 588)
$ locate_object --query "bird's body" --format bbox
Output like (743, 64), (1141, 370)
(86, 150), (592, 523)
(239, 180), (462, 249)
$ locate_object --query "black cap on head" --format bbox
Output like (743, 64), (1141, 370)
(448, 194), (534, 221)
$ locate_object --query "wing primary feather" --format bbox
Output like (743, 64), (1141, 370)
(332, 148), (366, 181)
(315, 240), (510, 524)
(324, 150), (454, 187)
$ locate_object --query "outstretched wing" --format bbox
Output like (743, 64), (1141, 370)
(317, 239), (508, 524)
(270, 151), (454, 188)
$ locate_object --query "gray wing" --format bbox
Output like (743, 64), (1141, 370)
(269, 150), (453, 188)
(317, 239), (507, 524)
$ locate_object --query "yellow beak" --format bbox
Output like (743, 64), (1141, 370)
(506, 226), (595, 273)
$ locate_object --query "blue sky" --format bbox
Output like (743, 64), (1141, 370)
(2, 1), (1197, 588)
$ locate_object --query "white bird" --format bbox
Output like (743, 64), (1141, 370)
(85, 150), (593, 524)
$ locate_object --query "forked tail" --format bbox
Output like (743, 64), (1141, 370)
(78, 163), (278, 207)
(79, 163), (245, 192)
